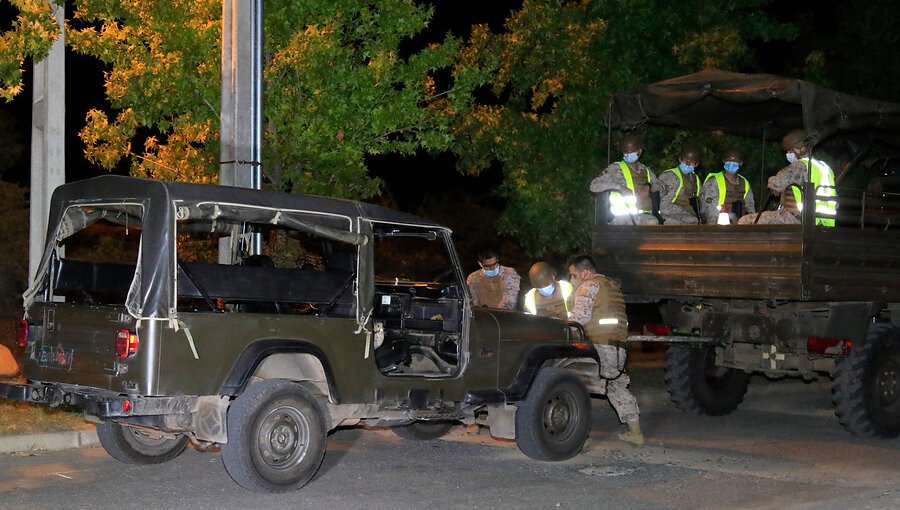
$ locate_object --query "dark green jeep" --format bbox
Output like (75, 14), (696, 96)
(1, 176), (602, 492)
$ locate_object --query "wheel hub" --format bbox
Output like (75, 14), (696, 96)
(543, 393), (575, 437)
(257, 406), (310, 470)
(876, 359), (900, 406)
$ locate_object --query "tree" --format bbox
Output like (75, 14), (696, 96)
(452, 0), (795, 256)
(0, 0), (61, 101)
(68, 0), (467, 199)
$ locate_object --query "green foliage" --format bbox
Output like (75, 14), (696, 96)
(68, 0), (465, 200)
(0, 0), (62, 101)
(452, 0), (796, 256)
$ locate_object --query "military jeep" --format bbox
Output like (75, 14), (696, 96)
(0, 176), (602, 492)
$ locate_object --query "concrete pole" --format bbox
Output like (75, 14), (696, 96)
(220, 0), (263, 261)
(29, 2), (65, 280)
(220, 0), (262, 190)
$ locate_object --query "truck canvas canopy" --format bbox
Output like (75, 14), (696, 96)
(605, 68), (900, 169)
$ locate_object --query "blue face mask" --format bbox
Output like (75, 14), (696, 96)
(483, 267), (500, 278)
(786, 152), (798, 163)
(538, 283), (555, 297)
(724, 161), (740, 173)
(679, 163), (695, 173)
(623, 152), (640, 164)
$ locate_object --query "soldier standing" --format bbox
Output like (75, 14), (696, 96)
(658, 145), (703, 224)
(523, 262), (574, 320)
(700, 148), (756, 224)
(590, 133), (659, 225)
(568, 255), (643, 446)
(466, 248), (521, 310)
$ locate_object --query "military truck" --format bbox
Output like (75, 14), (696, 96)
(0, 175), (603, 492)
(594, 69), (900, 437)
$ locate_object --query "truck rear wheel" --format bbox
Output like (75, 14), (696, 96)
(665, 344), (750, 416)
(392, 420), (455, 440)
(221, 379), (327, 492)
(96, 422), (188, 465)
(515, 368), (591, 461)
(833, 324), (900, 438)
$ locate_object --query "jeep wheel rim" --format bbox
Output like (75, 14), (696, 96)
(876, 357), (900, 408)
(257, 405), (310, 471)
(542, 391), (577, 441)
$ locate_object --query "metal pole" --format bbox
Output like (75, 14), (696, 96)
(220, 0), (263, 260)
(29, 2), (65, 280)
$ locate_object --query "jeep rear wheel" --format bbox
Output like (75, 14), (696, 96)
(96, 422), (188, 465)
(665, 344), (750, 416)
(515, 368), (591, 461)
(392, 420), (455, 440)
(833, 324), (900, 438)
(221, 379), (327, 493)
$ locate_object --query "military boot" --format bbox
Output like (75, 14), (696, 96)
(617, 420), (644, 447)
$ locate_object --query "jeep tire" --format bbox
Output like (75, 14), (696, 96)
(515, 368), (591, 461)
(221, 379), (327, 493)
(96, 422), (188, 464)
(665, 344), (750, 416)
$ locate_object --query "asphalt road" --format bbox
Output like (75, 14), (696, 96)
(2, 386), (899, 510)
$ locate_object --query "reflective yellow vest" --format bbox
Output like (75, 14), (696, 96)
(609, 162), (652, 216)
(789, 158), (837, 227)
(704, 172), (749, 206)
(524, 280), (573, 318)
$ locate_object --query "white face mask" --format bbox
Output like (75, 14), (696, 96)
(623, 152), (640, 163)
(786, 152), (798, 163)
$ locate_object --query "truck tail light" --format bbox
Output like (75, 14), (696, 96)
(807, 336), (851, 357)
(643, 323), (672, 336)
(115, 329), (139, 358)
(16, 320), (29, 348)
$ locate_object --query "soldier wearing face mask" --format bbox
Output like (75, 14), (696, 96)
(700, 147), (755, 225)
(590, 133), (659, 225)
(466, 248), (521, 310)
(523, 262), (574, 319)
(742, 129), (836, 226)
(658, 145), (704, 224)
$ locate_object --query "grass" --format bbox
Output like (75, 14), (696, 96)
(0, 396), (93, 436)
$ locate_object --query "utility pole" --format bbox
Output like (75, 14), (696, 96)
(29, 2), (65, 280)
(219, 0), (263, 260)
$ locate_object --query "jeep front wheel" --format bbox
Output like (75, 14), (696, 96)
(96, 422), (188, 465)
(221, 379), (327, 493)
(515, 368), (591, 461)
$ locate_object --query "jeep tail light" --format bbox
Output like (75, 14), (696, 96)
(807, 336), (851, 357)
(115, 329), (139, 358)
(16, 320), (28, 348)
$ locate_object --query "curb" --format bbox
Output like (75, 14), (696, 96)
(0, 428), (98, 455)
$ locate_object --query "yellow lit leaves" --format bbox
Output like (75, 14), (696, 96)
(0, 0), (60, 101)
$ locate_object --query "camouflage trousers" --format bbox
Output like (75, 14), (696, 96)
(737, 209), (799, 225)
(594, 343), (640, 424)
(660, 208), (701, 225)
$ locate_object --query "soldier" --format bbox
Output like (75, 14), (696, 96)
(658, 145), (703, 224)
(590, 133), (659, 225)
(568, 255), (643, 447)
(741, 129), (836, 226)
(523, 262), (574, 320)
(700, 148), (756, 224)
(466, 248), (521, 310)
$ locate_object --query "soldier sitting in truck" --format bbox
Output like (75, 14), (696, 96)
(740, 129), (837, 226)
(590, 133), (661, 225)
(657, 145), (704, 224)
(700, 148), (756, 225)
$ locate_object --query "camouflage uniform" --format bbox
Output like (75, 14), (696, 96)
(657, 168), (702, 225)
(699, 172), (756, 224)
(742, 160), (807, 225)
(590, 161), (659, 226)
(571, 275), (639, 424)
(466, 266), (521, 310)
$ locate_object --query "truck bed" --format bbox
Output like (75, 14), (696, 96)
(591, 224), (900, 302)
